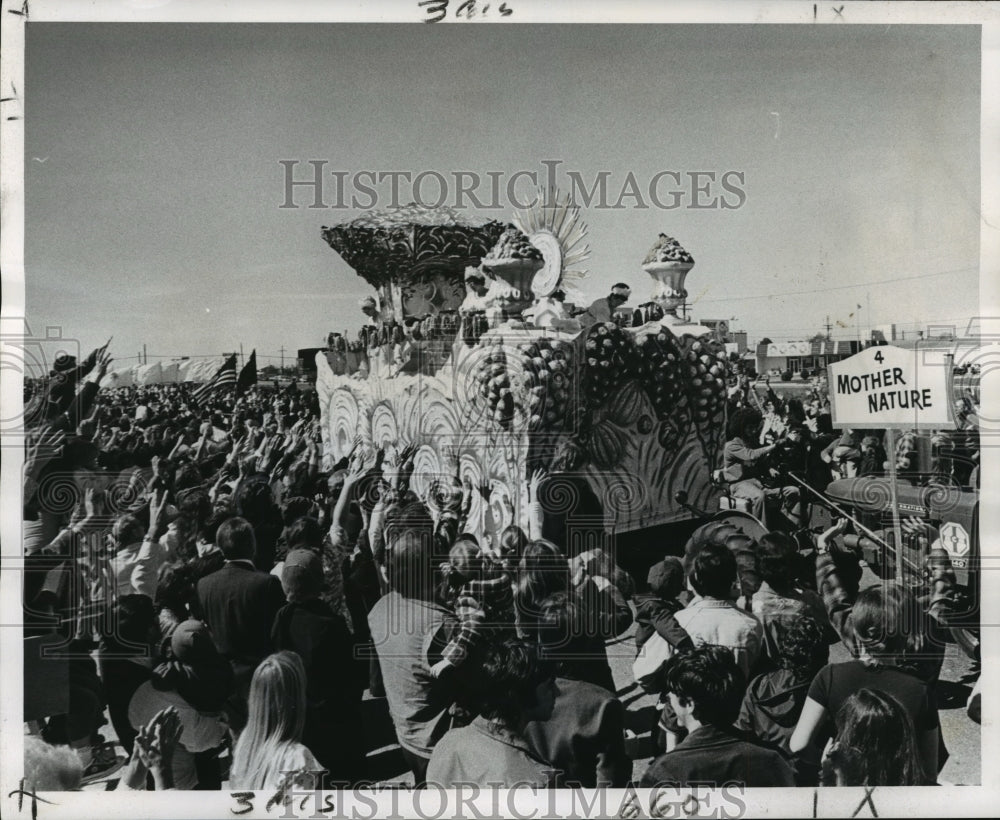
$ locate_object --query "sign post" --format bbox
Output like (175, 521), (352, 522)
(828, 344), (955, 584)
(884, 427), (903, 583)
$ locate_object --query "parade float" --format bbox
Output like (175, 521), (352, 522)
(316, 195), (728, 542)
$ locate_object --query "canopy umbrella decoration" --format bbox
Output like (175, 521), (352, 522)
(321, 204), (508, 321)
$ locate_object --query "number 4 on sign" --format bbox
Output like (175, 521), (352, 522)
(874, 350), (884, 364)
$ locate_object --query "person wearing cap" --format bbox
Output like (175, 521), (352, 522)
(633, 556), (694, 661)
(577, 283), (632, 328)
(127, 619), (233, 790)
(271, 549), (366, 783)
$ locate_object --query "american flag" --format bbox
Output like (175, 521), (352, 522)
(190, 354), (238, 406)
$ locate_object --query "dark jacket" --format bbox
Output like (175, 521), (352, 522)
(736, 668), (810, 750)
(640, 724), (795, 788)
(195, 561), (285, 681)
(271, 597), (366, 781)
(271, 598), (364, 708)
(736, 667), (823, 785)
(633, 594), (693, 653)
(522, 676), (631, 788)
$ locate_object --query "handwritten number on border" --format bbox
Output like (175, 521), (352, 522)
(419, 0), (513, 23)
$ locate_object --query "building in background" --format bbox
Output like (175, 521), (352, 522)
(755, 338), (861, 378)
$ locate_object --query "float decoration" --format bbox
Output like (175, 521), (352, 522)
(322, 204), (508, 321)
(514, 187), (591, 303)
(318, 202), (728, 534)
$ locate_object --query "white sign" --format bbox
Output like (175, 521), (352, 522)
(828, 345), (954, 429)
(766, 341), (812, 357)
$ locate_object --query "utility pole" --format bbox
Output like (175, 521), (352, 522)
(143, 343), (147, 365)
(240, 342), (244, 370)
(279, 346), (286, 376)
(824, 316), (832, 339)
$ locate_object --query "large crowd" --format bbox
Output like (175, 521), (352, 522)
(19, 344), (980, 795)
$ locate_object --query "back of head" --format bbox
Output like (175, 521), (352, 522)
(689, 542), (737, 600)
(851, 583), (915, 663)
(517, 539), (570, 618)
(756, 532), (797, 589)
(776, 615), (829, 679)
(216, 516), (256, 562)
(647, 555), (685, 599)
(499, 525), (528, 562)
(466, 638), (553, 728)
(663, 645), (744, 728)
(174, 463), (203, 493)
(384, 500), (437, 601)
(112, 513), (145, 549)
(281, 496), (313, 527)
(233, 651), (308, 788)
(281, 549), (324, 603)
(286, 516), (323, 552)
(828, 688), (922, 786)
(447, 538), (481, 583)
(155, 561), (196, 616)
(537, 592), (592, 673)
(237, 479), (275, 523)
(107, 593), (157, 653)
(177, 487), (212, 525)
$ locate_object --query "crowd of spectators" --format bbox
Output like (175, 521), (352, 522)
(19, 344), (975, 795)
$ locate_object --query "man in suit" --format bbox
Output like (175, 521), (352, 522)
(195, 517), (285, 728)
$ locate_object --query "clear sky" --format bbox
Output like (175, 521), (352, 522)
(24, 23), (981, 369)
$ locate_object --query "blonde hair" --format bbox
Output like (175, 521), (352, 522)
(230, 651), (308, 789)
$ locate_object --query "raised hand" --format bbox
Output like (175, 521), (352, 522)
(83, 486), (98, 519)
(147, 488), (168, 539)
(528, 467), (548, 503)
(135, 706), (182, 789)
(25, 425), (66, 484)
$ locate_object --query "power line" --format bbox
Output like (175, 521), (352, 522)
(691, 266), (977, 305)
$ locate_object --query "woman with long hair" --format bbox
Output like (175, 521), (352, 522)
(229, 651), (321, 791)
(516, 540), (630, 693)
(790, 584), (940, 782)
(821, 689), (926, 786)
(515, 539), (570, 638)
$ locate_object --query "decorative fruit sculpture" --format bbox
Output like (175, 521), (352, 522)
(643, 233), (694, 265)
(637, 329), (687, 423)
(484, 225), (543, 262)
(582, 323), (639, 405)
(474, 338), (515, 430)
(516, 336), (575, 432)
